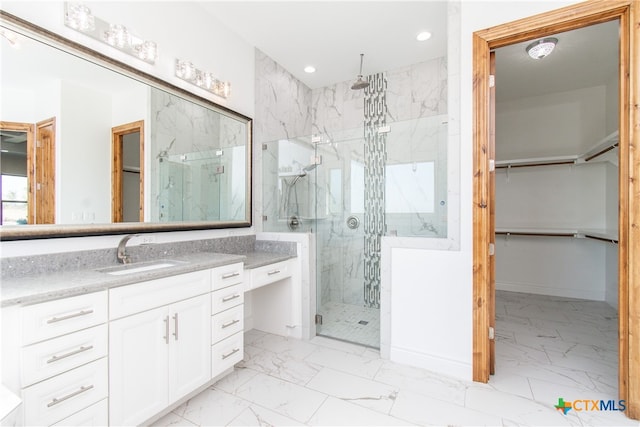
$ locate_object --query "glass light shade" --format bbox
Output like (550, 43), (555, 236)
(105, 24), (130, 49)
(66, 3), (95, 32)
(526, 38), (558, 59)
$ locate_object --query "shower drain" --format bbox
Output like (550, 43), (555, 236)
(358, 320), (369, 325)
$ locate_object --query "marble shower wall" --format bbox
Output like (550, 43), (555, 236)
(255, 49), (313, 232)
(149, 88), (247, 222)
(311, 56), (448, 307)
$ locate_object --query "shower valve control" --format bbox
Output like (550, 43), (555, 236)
(346, 216), (360, 230)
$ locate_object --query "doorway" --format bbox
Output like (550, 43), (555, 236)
(472, 0), (639, 420)
(111, 120), (144, 222)
(0, 121), (33, 225)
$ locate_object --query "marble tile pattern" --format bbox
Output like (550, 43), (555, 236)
(149, 88), (247, 222)
(153, 291), (632, 426)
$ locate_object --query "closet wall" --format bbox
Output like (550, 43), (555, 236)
(495, 83), (618, 306)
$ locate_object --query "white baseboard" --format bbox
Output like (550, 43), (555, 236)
(389, 346), (471, 382)
(496, 281), (604, 301)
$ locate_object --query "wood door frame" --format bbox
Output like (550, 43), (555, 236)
(472, 0), (639, 420)
(111, 120), (144, 222)
(35, 117), (56, 224)
(0, 121), (35, 224)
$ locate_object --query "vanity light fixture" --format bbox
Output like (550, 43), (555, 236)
(175, 59), (231, 99)
(526, 37), (558, 59)
(63, 2), (158, 64)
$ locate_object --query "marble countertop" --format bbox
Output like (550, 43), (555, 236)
(1, 251), (294, 308)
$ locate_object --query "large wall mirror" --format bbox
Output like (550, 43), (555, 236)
(0, 12), (252, 240)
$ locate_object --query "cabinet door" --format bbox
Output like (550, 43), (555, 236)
(109, 306), (169, 426)
(168, 294), (211, 403)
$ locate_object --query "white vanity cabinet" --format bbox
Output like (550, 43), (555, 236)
(108, 270), (211, 426)
(210, 262), (244, 378)
(3, 291), (109, 427)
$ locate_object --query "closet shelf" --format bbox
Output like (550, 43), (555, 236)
(495, 227), (618, 243)
(495, 131), (619, 168)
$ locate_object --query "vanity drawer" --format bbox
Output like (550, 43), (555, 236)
(211, 332), (243, 377)
(248, 260), (291, 291)
(22, 358), (108, 427)
(51, 398), (108, 427)
(22, 324), (107, 387)
(211, 262), (244, 291)
(21, 291), (107, 346)
(109, 270), (210, 319)
(212, 305), (244, 344)
(211, 283), (244, 313)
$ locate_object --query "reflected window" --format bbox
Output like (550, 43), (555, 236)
(385, 162), (435, 213)
(1, 174), (28, 225)
(350, 160), (364, 213)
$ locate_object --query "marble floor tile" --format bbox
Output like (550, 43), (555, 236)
(305, 367), (398, 414)
(234, 373), (327, 423)
(156, 291), (633, 426)
(150, 412), (196, 427)
(226, 404), (304, 426)
(308, 396), (415, 426)
(391, 388), (504, 426)
(171, 388), (249, 426)
(373, 359), (467, 403)
(303, 345), (385, 379)
(240, 344), (322, 385)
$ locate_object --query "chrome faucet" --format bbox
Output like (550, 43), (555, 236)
(117, 234), (139, 264)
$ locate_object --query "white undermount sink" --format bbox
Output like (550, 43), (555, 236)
(97, 260), (187, 275)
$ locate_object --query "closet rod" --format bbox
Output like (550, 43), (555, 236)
(584, 143), (618, 162)
(495, 231), (576, 237)
(585, 234), (618, 244)
(495, 160), (575, 169)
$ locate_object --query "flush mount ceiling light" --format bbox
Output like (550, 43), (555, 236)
(304, 65), (316, 73)
(416, 31), (432, 42)
(63, 2), (158, 64)
(526, 37), (558, 59)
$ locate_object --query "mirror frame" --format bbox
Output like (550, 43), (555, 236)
(0, 11), (253, 241)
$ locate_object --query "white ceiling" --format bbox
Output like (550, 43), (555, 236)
(200, 2), (619, 100)
(495, 19), (619, 102)
(198, 1), (448, 89)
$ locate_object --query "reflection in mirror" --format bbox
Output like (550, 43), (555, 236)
(0, 12), (252, 239)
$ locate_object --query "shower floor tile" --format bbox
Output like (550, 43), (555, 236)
(316, 301), (380, 348)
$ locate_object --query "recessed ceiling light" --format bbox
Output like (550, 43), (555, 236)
(416, 31), (432, 42)
(526, 37), (558, 59)
(304, 65), (316, 73)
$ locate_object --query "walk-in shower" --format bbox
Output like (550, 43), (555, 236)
(262, 115), (448, 348)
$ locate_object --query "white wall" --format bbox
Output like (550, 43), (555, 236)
(1, 1), (255, 117)
(59, 81), (112, 224)
(382, 0), (583, 381)
(0, 1), (256, 255)
(496, 86), (607, 160)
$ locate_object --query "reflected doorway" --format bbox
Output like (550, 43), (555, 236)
(111, 120), (144, 222)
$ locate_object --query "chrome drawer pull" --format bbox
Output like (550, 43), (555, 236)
(163, 316), (170, 344)
(221, 319), (240, 329)
(221, 348), (240, 360)
(222, 294), (241, 302)
(173, 313), (179, 341)
(47, 345), (94, 364)
(47, 309), (94, 324)
(222, 272), (240, 279)
(47, 384), (94, 407)
(267, 269), (281, 276)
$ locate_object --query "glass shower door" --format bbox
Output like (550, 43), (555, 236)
(314, 127), (381, 348)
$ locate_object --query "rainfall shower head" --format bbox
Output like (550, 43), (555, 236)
(351, 53), (369, 90)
